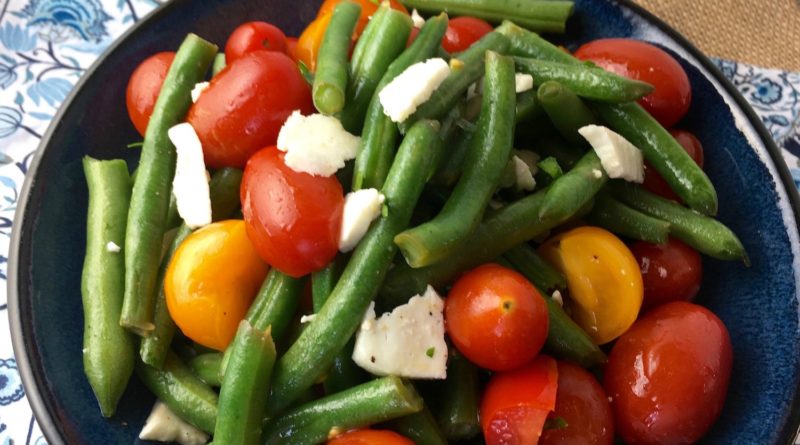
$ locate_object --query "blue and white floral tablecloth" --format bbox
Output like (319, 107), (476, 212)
(0, 0), (798, 443)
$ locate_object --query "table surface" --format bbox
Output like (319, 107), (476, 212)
(0, 0), (799, 443)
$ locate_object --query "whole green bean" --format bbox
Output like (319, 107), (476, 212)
(353, 13), (449, 190)
(136, 352), (218, 433)
(538, 150), (607, 222)
(427, 351), (480, 441)
(611, 182), (748, 262)
(587, 191), (670, 244)
(537, 80), (598, 146)
(263, 376), (423, 445)
(121, 34), (217, 335)
(401, 0), (574, 33)
(214, 321), (276, 445)
(395, 51), (516, 268)
(81, 157), (136, 417)
(212, 53), (226, 76)
(313, 1), (362, 115)
(246, 269), (303, 338)
(385, 405), (449, 445)
(266, 121), (443, 415)
(495, 20), (577, 64)
(503, 243), (566, 293)
(189, 353), (223, 387)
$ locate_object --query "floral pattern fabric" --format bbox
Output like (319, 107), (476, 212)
(0, 0), (797, 444)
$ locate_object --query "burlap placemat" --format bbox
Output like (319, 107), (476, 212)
(634, 0), (800, 71)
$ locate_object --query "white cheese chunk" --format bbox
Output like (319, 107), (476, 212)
(578, 124), (644, 183)
(106, 241), (121, 253)
(411, 9), (425, 28)
(379, 58), (450, 123)
(190, 81), (210, 103)
(515, 149), (540, 174)
(168, 123), (212, 229)
(277, 111), (360, 176)
(512, 155), (536, 191)
(300, 314), (316, 324)
(551, 290), (564, 307)
(515, 73), (534, 93)
(139, 401), (208, 445)
(339, 188), (385, 252)
(353, 286), (448, 379)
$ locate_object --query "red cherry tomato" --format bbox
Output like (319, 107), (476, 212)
(327, 429), (414, 445)
(241, 146), (343, 277)
(642, 129), (705, 200)
(480, 355), (559, 445)
(574, 38), (691, 128)
(445, 263), (548, 371)
(604, 302), (733, 445)
(187, 51), (313, 168)
(441, 16), (493, 53)
(630, 238), (703, 312)
(125, 51), (174, 136)
(225, 21), (288, 63)
(539, 361), (614, 445)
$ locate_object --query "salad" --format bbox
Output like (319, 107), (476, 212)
(79, 0), (747, 444)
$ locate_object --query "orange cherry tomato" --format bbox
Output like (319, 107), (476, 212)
(126, 51), (174, 137)
(165, 220), (268, 351)
(327, 429), (414, 445)
(296, 12), (332, 72)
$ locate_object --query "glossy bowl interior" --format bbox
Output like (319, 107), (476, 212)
(9, 0), (800, 443)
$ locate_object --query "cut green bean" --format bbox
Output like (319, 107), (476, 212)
(395, 51), (516, 268)
(212, 53), (226, 76)
(81, 157), (136, 417)
(587, 191), (670, 244)
(121, 34), (217, 335)
(427, 352), (480, 441)
(214, 321), (276, 445)
(313, 1), (362, 115)
(496, 20), (577, 64)
(611, 182), (748, 262)
(538, 150), (607, 222)
(209, 167), (244, 221)
(537, 80), (598, 146)
(402, 0), (574, 33)
(386, 405), (449, 445)
(263, 376), (423, 445)
(503, 243), (567, 293)
(266, 121), (443, 415)
(189, 353), (223, 387)
(515, 89), (543, 123)
(536, 156), (563, 186)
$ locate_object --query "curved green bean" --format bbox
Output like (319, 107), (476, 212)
(313, 1), (362, 115)
(495, 20), (577, 64)
(427, 351), (480, 441)
(189, 353), (223, 387)
(587, 191), (671, 244)
(401, 0), (574, 33)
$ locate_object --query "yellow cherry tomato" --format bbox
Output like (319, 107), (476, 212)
(165, 220), (268, 351)
(539, 226), (643, 344)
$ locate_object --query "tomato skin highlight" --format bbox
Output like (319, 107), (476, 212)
(186, 51), (313, 168)
(642, 129), (705, 201)
(445, 263), (549, 371)
(630, 238), (702, 312)
(480, 355), (559, 445)
(574, 38), (691, 128)
(604, 302), (733, 445)
(441, 16), (493, 53)
(126, 51), (175, 137)
(241, 146), (344, 278)
(539, 361), (614, 445)
(327, 429), (415, 445)
(225, 21), (288, 63)
(164, 220), (269, 351)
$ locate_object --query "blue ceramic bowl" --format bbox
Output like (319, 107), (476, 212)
(9, 0), (800, 443)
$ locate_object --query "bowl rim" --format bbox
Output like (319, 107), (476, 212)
(8, 0), (800, 443)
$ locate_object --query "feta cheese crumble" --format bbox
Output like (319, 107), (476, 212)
(411, 9), (425, 28)
(300, 314), (317, 324)
(512, 155), (536, 191)
(106, 241), (121, 253)
(352, 286), (448, 379)
(190, 81), (210, 103)
(168, 123), (212, 229)
(139, 401), (208, 445)
(515, 73), (534, 93)
(339, 188), (385, 252)
(379, 58), (450, 123)
(578, 124), (644, 183)
(277, 111), (360, 176)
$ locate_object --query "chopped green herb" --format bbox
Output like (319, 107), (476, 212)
(425, 347), (435, 358)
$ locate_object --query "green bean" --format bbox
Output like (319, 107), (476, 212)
(209, 167), (244, 221)
(340, 6), (412, 133)
(401, 0), (574, 33)
(516, 57), (653, 103)
(495, 20), (577, 64)
(503, 243), (566, 293)
(212, 53), (226, 76)
(428, 351), (480, 441)
(246, 269), (303, 339)
(385, 405), (449, 445)
(538, 150), (607, 222)
(515, 89), (543, 123)
(214, 321), (276, 445)
(313, 1), (362, 115)
(81, 157), (136, 417)
(189, 353), (223, 387)
(121, 34), (217, 335)
(263, 376), (423, 445)
(587, 191), (670, 244)
(537, 80), (598, 146)
(353, 13), (449, 190)
(165, 193), (181, 229)
(266, 121), (443, 415)
(535, 156), (563, 186)
(395, 51), (516, 268)
(398, 31), (510, 132)
(136, 352), (218, 433)
(594, 102), (718, 215)
(611, 182), (748, 262)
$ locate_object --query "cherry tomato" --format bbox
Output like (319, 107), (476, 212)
(186, 51), (313, 168)
(125, 51), (174, 137)
(605, 302), (733, 445)
(317, 0), (408, 35)
(539, 226), (643, 344)
(285, 37), (299, 62)
(225, 21), (287, 63)
(539, 361), (614, 445)
(164, 220), (268, 351)
(441, 16), (493, 53)
(327, 429), (414, 445)
(406, 27), (420, 47)
(642, 129), (705, 201)
(630, 238), (702, 312)
(574, 38), (691, 128)
(296, 12), (332, 72)
(480, 355), (559, 445)
(445, 263), (549, 371)
(241, 146), (344, 277)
